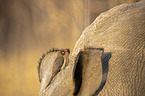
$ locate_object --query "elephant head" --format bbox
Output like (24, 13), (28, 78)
(38, 47), (112, 96)
(38, 0), (145, 96)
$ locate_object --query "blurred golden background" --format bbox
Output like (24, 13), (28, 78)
(0, 0), (140, 96)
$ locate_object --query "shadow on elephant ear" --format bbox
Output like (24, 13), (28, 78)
(73, 48), (112, 96)
(73, 51), (83, 95)
(92, 52), (112, 96)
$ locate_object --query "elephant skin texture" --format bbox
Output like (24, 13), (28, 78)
(38, 0), (145, 96)
(72, 0), (145, 96)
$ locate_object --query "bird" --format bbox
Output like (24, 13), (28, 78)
(44, 49), (70, 89)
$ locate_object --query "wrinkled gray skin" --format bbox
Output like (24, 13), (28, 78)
(73, 48), (112, 96)
(38, 0), (145, 96)
(72, 0), (145, 96)
(39, 47), (109, 96)
(38, 49), (70, 95)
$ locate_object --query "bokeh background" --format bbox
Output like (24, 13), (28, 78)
(0, 0), (140, 96)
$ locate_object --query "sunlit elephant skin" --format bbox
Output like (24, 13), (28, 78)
(72, 0), (145, 96)
(38, 49), (71, 95)
(38, 47), (111, 96)
(38, 0), (145, 96)
(74, 48), (112, 96)
(38, 48), (77, 96)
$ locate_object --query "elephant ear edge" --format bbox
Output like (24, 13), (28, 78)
(37, 48), (60, 82)
(92, 52), (112, 96)
(73, 47), (112, 96)
(73, 50), (83, 95)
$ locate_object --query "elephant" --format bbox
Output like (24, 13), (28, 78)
(72, 0), (145, 95)
(38, 47), (112, 96)
(38, 0), (145, 96)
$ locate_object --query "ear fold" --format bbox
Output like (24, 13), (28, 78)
(73, 51), (83, 95)
(73, 48), (112, 96)
(93, 52), (112, 96)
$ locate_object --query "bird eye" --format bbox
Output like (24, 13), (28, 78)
(61, 51), (65, 55)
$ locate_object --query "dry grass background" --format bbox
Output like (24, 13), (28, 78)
(0, 0), (140, 96)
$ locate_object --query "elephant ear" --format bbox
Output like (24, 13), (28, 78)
(38, 48), (63, 94)
(93, 52), (112, 96)
(73, 47), (112, 96)
(38, 48), (60, 82)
